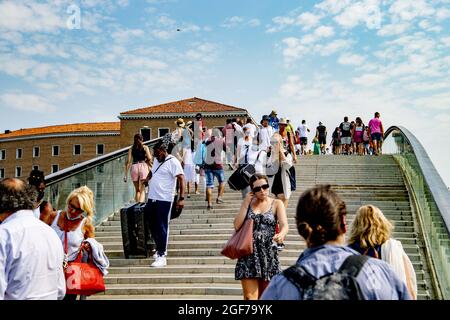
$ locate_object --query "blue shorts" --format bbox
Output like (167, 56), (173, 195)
(371, 133), (383, 141)
(205, 169), (225, 188)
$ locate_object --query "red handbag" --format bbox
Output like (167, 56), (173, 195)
(221, 206), (254, 260)
(64, 232), (106, 296)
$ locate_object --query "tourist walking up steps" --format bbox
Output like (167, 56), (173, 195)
(124, 133), (153, 203)
(258, 115), (274, 153)
(347, 205), (417, 299)
(47, 186), (109, 300)
(261, 185), (411, 300)
(339, 117), (352, 155)
(235, 175), (288, 300)
(144, 140), (185, 267)
(331, 127), (341, 155)
(353, 117), (365, 156)
(297, 120), (310, 156)
(315, 122), (327, 155)
(368, 112), (384, 156)
(0, 178), (66, 300)
(204, 128), (226, 210)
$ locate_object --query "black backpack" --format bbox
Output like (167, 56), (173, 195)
(283, 254), (368, 300)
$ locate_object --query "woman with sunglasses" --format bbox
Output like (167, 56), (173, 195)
(46, 186), (109, 300)
(234, 174), (288, 300)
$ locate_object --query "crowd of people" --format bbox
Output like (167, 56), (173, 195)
(1, 108), (414, 301)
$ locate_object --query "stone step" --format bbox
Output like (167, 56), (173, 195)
(88, 294), (243, 300)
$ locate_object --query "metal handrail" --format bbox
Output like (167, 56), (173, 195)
(45, 137), (162, 186)
(384, 126), (450, 236)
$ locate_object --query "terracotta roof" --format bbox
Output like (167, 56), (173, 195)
(121, 97), (246, 115)
(0, 122), (120, 139)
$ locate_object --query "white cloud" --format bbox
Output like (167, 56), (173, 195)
(352, 73), (386, 86)
(315, 0), (352, 15)
(266, 16), (296, 33)
(388, 0), (435, 21)
(338, 53), (366, 66)
(186, 43), (217, 63)
(282, 37), (308, 63)
(0, 1), (64, 33)
(314, 26), (334, 38)
(334, 0), (382, 30)
(0, 93), (56, 113)
(296, 12), (322, 30)
(317, 39), (353, 56)
(377, 22), (410, 36)
(112, 29), (145, 42)
(221, 16), (261, 28)
(436, 7), (450, 20)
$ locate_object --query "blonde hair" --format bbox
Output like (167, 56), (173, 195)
(66, 186), (95, 238)
(348, 205), (393, 249)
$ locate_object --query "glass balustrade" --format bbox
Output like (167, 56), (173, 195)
(45, 139), (160, 227)
(384, 127), (450, 299)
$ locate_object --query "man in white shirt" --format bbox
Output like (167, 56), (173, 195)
(144, 139), (185, 267)
(0, 178), (66, 300)
(297, 120), (310, 155)
(257, 115), (274, 153)
(242, 118), (257, 139)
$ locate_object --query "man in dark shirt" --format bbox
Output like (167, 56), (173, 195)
(315, 122), (327, 155)
(339, 116), (353, 155)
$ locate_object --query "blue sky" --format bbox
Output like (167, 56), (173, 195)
(1, 0), (450, 187)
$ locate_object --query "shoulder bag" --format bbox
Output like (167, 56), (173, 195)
(221, 205), (253, 259)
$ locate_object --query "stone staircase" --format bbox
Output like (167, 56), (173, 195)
(89, 155), (434, 300)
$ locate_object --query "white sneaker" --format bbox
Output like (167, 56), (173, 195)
(151, 256), (167, 267)
(152, 252), (167, 259)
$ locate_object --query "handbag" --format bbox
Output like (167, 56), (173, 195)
(63, 231), (105, 296)
(170, 194), (182, 220)
(221, 205), (253, 259)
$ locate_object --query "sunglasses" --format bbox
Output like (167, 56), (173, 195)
(252, 184), (270, 193)
(68, 203), (84, 213)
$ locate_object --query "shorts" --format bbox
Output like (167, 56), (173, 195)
(371, 133), (383, 141)
(318, 136), (326, 145)
(205, 169), (225, 188)
(341, 137), (351, 145)
(131, 162), (149, 182)
(300, 137), (308, 146)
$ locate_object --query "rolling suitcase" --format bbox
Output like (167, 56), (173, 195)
(120, 202), (154, 259)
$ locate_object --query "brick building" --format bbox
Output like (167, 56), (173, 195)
(118, 97), (251, 147)
(0, 97), (252, 178)
(0, 122), (120, 178)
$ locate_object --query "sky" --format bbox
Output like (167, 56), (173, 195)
(0, 0), (449, 187)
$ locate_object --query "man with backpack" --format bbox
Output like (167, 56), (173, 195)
(339, 116), (353, 155)
(261, 185), (411, 300)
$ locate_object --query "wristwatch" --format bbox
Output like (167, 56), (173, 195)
(178, 196), (185, 201)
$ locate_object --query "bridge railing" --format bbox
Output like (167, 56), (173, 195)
(384, 126), (450, 299)
(44, 137), (162, 226)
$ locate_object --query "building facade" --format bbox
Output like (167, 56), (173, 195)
(0, 123), (120, 178)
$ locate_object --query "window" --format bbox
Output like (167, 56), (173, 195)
(96, 164), (105, 174)
(33, 165), (39, 171)
(0, 150), (6, 160)
(96, 144), (104, 155)
(140, 127), (151, 142)
(51, 164), (59, 173)
(52, 145), (60, 156)
(33, 146), (40, 158)
(0, 168), (4, 178)
(15, 166), (22, 177)
(73, 144), (81, 155)
(158, 128), (170, 137)
(16, 148), (23, 159)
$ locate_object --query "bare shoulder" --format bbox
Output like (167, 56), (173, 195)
(272, 198), (284, 210)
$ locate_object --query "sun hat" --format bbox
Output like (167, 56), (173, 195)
(175, 118), (185, 127)
(279, 118), (288, 125)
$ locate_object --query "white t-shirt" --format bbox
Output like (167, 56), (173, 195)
(148, 156), (184, 202)
(258, 126), (274, 151)
(297, 124), (309, 138)
(243, 123), (257, 138)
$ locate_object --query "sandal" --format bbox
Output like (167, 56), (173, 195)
(207, 205), (213, 211)
(216, 198), (224, 204)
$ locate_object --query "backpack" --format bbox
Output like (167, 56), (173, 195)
(283, 254), (368, 300)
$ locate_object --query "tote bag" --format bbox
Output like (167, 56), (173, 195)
(221, 206), (253, 259)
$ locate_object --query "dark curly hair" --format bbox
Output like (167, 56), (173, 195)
(0, 178), (37, 213)
(296, 185), (347, 247)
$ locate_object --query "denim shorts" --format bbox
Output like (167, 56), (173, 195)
(371, 132), (383, 141)
(205, 169), (225, 188)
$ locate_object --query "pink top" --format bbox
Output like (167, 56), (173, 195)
(368, 118), (382, 134)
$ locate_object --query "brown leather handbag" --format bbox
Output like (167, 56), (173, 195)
(221, 206), (253, 259)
